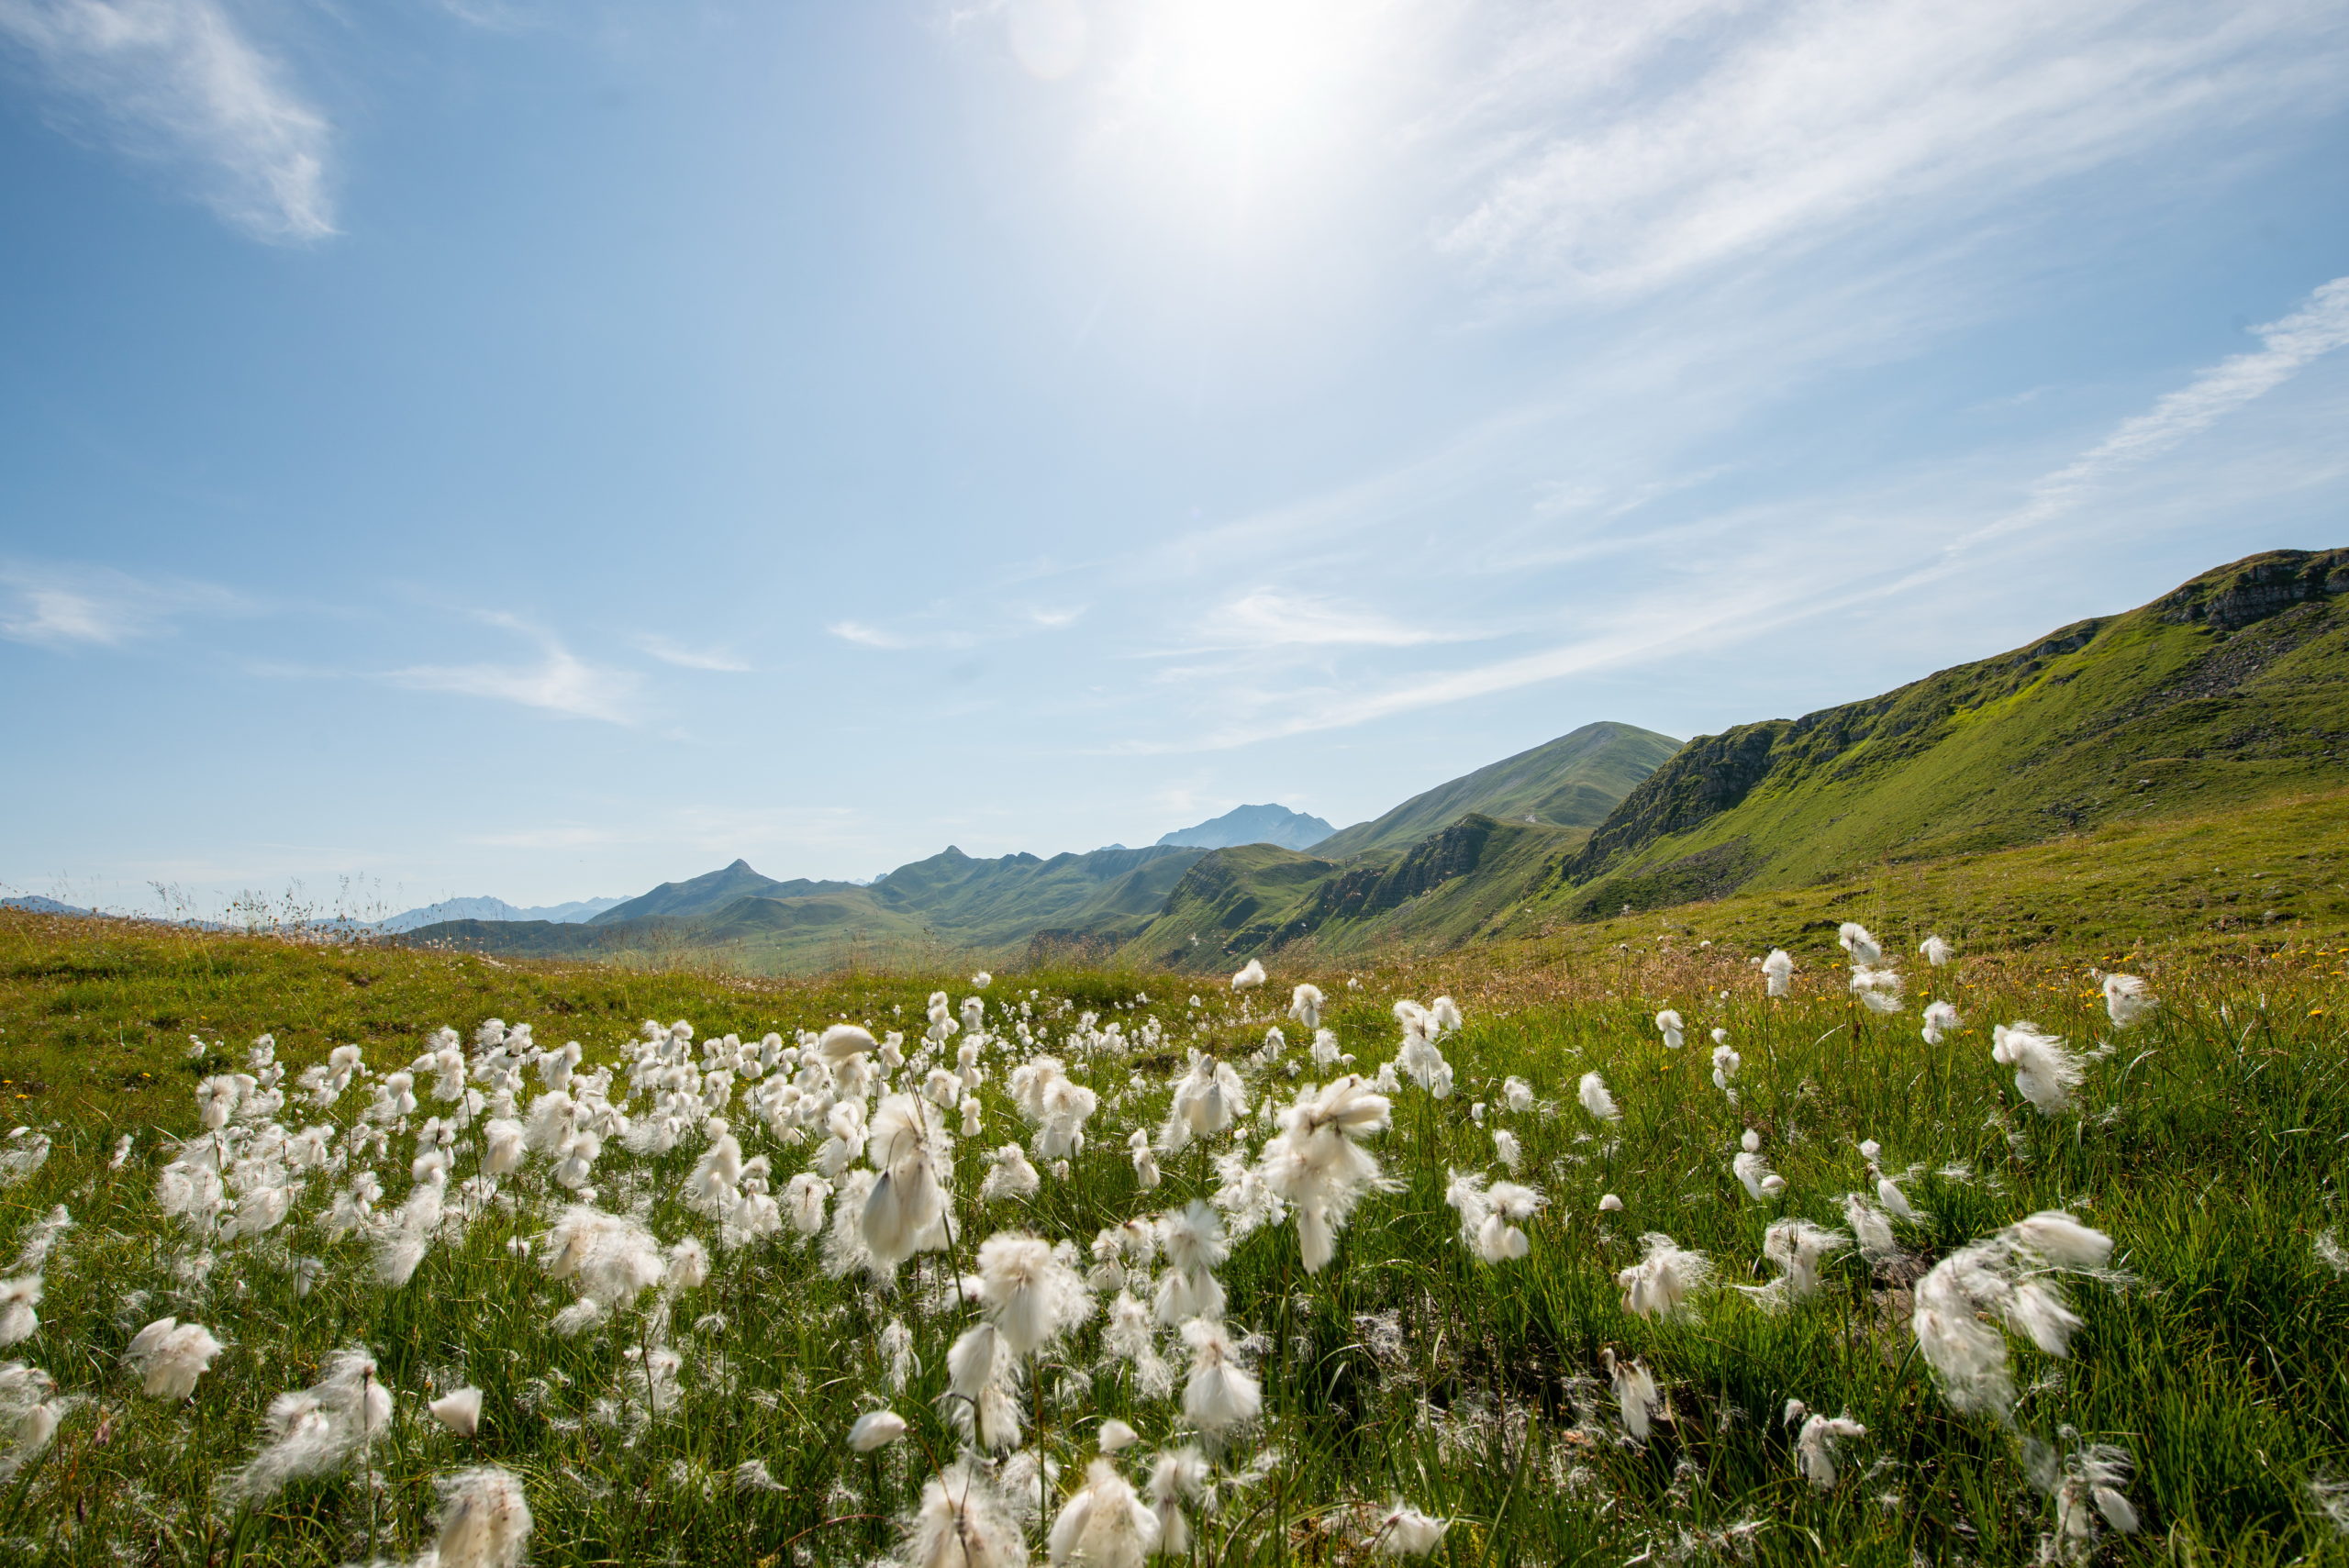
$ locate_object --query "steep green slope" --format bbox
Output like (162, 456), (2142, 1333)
(1102, 817), (1592, 969)
(588, 859), (857, 924)
(1553, 547), (2349, 917)
(1311, 720), (1679, 860)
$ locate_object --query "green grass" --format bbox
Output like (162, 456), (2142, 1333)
(0, 895), (2344, 1564)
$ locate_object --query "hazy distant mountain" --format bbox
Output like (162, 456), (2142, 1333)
(378, 895), (625, 934)
(1156, 805), (1335, 851)
(2, 895), (99, 917)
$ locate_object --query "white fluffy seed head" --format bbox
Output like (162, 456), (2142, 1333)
(429, 1385), (484, 1436)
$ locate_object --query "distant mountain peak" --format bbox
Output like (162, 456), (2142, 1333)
(1157, 804), (1335, 852)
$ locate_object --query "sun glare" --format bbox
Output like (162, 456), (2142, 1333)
(1117, 0), (1394, 182)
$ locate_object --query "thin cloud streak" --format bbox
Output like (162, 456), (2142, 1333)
(1954, 274), (2349, 550)
(384, 616), (639, 724)
(634, 634), (752, 673)
(1187, 589), (1472, 651)
(0, 562), (245, 649)
(1440, 0), (2349, 306)
(0, 0), (336, 241)
(1128, 570), (1852, 754)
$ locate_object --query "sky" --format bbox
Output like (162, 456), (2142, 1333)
(2, 0), (2346, 917)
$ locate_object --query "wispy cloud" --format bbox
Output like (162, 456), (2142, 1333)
(1128, 566), (1842, 753)
(1440, 1), (2349, 305)
(826, 619), (917, 651)
(430, 0), (540, 31)
(385, 616), (639, 724)
(1, 584), (134, 648)
(634, 634), (752, 673)
(0, 0), (335, 242)
(1191, 589), (1468, 651)
(826, 599), (1089, 651)
(0, 562), (243, 649)
(1957, 275), (2349, 548)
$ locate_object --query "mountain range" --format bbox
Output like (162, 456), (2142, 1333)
(398, 548), (2345, 973)
(376, 895), (624, 933)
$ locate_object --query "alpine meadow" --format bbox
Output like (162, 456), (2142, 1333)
(1, 550), (2346, 1567)
(8, 4), (2349, 1565)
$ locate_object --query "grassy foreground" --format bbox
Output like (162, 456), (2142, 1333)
(0, 894), (2344, 1566)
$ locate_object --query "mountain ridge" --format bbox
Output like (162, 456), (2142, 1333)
(1311, 720), (1681, 860)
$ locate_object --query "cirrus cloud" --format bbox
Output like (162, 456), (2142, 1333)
(0, 0), (336, 241)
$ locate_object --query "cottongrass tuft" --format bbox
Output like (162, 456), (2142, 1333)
(902, 1461), (1026, 1568)
(1793, 1409), (1867, 1488)
(429, 1385), (484, 1437)
(1256, 1075), (1393, 1273)
(1375, 1501), (1451, 1556)
(1911, 1211), (2114, 1420)
(1146, 1446), (1210, 1552)
(1049, 1457), (1161, 1568)
(422, 1465), (534, 1568)
(228, 1346), (394, 1500)
(1737, 1220), (1851, 1311)
(1616, 1234), (1712, 1318)
(1991, 1023), (2086, 1116)
(1603, 1347), (1663, 1442)
(1230, 959), (1268, 992)
(1180, 1316), (1262, 1433)
(0, 1362), (72, 1479)
(0, 1275), (40, 1348)
(849, 1408), (908, 1451)
(1576, 1072), (1620, 1123)
(124, 1317), (224, 1400)
(975, 1232), (1095, 1359)
(2026, 1428), (2142, 1559)
(1837, 923), (1884, 967)
(2099, 973), (2155, 1028)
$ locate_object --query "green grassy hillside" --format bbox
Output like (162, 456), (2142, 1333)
(1103, 786), (2349, 973)
(1558, 548), (2349, 917)
(1312, 719), (1680, 860)
(1105, 817), (1594, 967)
(586, 858), (857, 924)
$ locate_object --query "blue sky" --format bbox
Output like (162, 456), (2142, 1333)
(3, 0), (2345, 917)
